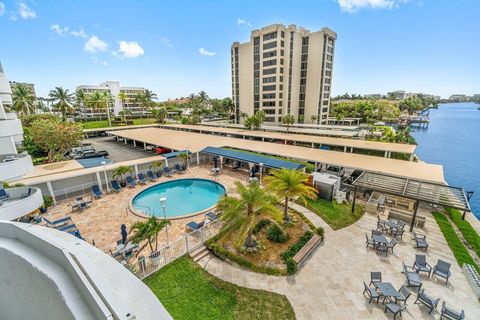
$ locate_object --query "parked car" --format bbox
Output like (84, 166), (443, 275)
(153, 147), (172, 155)
(324, 165), (345, 177)
(65, 146), (96, 158)
(74, 150), (109, 159)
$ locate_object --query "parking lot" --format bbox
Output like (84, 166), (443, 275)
(85, 136), (155, 163)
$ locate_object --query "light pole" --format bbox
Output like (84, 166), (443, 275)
(101, 161), (110, 193)
(160, 197), (169, 245)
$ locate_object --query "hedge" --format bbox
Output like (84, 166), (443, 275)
(444, 207), (480, 259)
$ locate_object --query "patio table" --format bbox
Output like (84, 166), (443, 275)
(374, 282), (401, 303)
(372, 234), (389, 245)
(116, 242), (138, 257)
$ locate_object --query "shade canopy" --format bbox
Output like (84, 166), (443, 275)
(162, 150), (192, 159)
(352, 171), (471, 212)
(200, 147), (305, 170)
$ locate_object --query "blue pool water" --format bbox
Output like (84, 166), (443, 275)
(132, 178), (226, 218)
(411, 103), (480, 220)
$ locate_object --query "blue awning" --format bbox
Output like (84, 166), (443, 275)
(162, 150), (192, 159)
(76, 157), (113, 168)
(200, 147), (305, 170)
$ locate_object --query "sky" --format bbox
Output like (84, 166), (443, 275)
(0, 0), (479, 100)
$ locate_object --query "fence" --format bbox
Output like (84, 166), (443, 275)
(136, 218), (222, 279)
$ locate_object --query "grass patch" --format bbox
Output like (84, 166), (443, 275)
(144, 256), (295, 320)
(432, 211), (480, 273)
(305, 198), (364, 230)
(81, 118), (157, 129)
(444, 207), (480, 259)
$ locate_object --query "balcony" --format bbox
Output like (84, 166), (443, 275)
(0, 153), (34, 181)
(0, 113), (23, 139)
(0, 186), (43, 221)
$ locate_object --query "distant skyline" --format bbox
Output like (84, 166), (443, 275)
(0, 0), (479, 100)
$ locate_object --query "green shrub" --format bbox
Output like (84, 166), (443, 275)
(267, 224), (288, 243)
(444, 207), (480, 259)
(315, 227), (325, 240)
(42, 195), (54, 208)
(285, 258), (297, 274)
(281, 231), (314, 275)
(253, 219), (271, 234)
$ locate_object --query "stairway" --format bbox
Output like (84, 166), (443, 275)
(189, 245), (210, 263)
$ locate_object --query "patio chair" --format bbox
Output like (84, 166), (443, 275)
(126, 176), (136, 188)
(91, 185), (103, 198)
(0, 188), (11, 202)
(372, 229), (382, 236)
(111, 180), (122, 192)
(402, 261), (423, 290)
(412, 254), (432, 276)
(412, 232), (428, 251)
(440, 301), (465, 320)
(397, 220), (407, 230)
(43, 216), (72, 228)
(186, 221), (204, 232)
(392, 228), (405, 240)
(362, 281), (380, 303)
(385, 303), (406, 320)
(414, 289), (440, 314)
(387, 239), (398, 253)
(71, 230), (85, 241)
(137, 173), (148, 185)
(365, 233), (376, 249)
(394, 285), (411, 305)
(432, 259), (452, 284)
(146, 170), (157, 181)
(377, 221), (387, 233)
(376, 242), (388, 256)
(164, 166), (173, 177)
(174, 164), (185, 174)
(370, 271), (382, 285)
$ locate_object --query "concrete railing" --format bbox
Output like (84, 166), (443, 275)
(0, 186), (43, 220)
(0, 153), (34, 181)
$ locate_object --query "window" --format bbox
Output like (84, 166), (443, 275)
(299, 94), (305, 100)
(254, 79), (259, 86)
(254, 62), (260, 70)
(327, 54), (332, 61)
(263, 32), (277, 41)
(279, 76), (284, 82)
(326, 62), (332, 69)
(263, 101), (276, 107)
(281, 49), (285, 56)
(280, 58), (284, 65)
(263, 59), (277, 67)
(278, 109), (282, 114)
(300, 78), (307, 85)
(279, 93), (283, 98)
(263, 93), (276, 99)
(300, 70), (307, 77)
(279, 101), (283, 106)
(322, 100), (329, 106)
(327, 46), (333, 53)
(279, 84), (283, 90)
(263, 109), (276, 114)
(322, 107), (329, 112)
(325, 78), (331, 84)
(324, 85), (330, 91)
(263, 85), (276, 91)
(265, 117), (275, 122)
(263, 50), (277, 58)
(323, 93), (329, 98)
(302, 37), (309, 45)
(263, 42), (277, 50)
(301, 62), (308, 69)
(254, 94), (259, 101)
(234, 47), (238, 54)
(254, 71), (260, 77)
(281, 40), (285, 47)
(281, 31), (285, 38)
(263, 76), (276, 83)
(254, 55), (260, 62)
(302, 46), (308, 54)
(325, 70), (331, 76)
(300, 85), (306, 93)
(254, 46), (260, 54)
(280, 67), (284, 73)
(254, 37), (260, 45)
(263, 68), (276, 75)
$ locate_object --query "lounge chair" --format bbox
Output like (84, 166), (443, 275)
(70, 230), (85, 240)
(174, 164), (185, 174)
(111, 180), (122, 192)
(146, 170), (157, 181)
(440, 301), (465, 320)
(205, 211), (219, 221)
(126, 176), (136, 188)
(137, 173), (148, 185)
(0, 188), (11, 201)
(164, 166), (173, 177)
(414, 289), (440, 314)
(385, 303), (406, 320)
(186, 221), (204, 232)
(362, 281), (380, 303)
(394, 285), (411, 305)
(58, 223), (78, 233)
(370, 271), (382, 285)
(43, 216), (72, 228)
(432, 259), (451, 284)
(412, 232), (428, 251)
(365, 233), (376, 249)
(413, 254), (432, 276)
(91, 185), (103, 198)
(402, 261), (423, 290)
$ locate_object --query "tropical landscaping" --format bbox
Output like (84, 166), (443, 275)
(305, 197), (364, 230)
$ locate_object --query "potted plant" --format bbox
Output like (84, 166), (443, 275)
(39, 195), (53, 213)
(130, 216), (169, 266)
(178, 152), (191, 171)
(112, 166), (132, 187)
(150, 160), (164, 177)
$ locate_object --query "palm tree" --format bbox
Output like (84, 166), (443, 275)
(153, 107), (167, 124)
(130, 217), (169, 255)
(75, 89), (87, 122)
(178, 152), (190, 170)
(87, 91), (113, 126)
(49, 87), (74, 121)
(117, 91), (128, 124)
(134, 92), (145, 122)
(198, 90), (209, 107)
(282, 114), (295, 132)
(310, 115), (319, 124)
(264, 168), (317, 222)
(217, 181), (279, 248)
(112, 165), (132, 187)
(12, 83), (36, 116)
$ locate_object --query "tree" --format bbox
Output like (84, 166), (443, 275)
(130, 217), (169, 255)
(264, 168), (317, 222)
(112, 165), (132, 186)
(12, 83), (36, 116)
(197, 90), (210, 108)
(244, 110), (266, 130)
(75, 89), (87, 121)
(282, 114), (295, 132)
(30, 118), (83, 162)
(152, 107), (167, 123)
(178, 152), (191, 170)
(49, 87), (74, 122)
(217, 181), (279, 248)
(117, 91), (128, 123)
(310, 115), (319, 124)
(87, 91), (113, 126)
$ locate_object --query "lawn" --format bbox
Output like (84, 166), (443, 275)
(144, 256), (295, 320)
(444, 207), (480, 259)
(305, 198), (364, 230)
(432, 211), (480, 273)
(81, 118), (157, 129)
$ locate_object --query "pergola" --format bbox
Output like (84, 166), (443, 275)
(351, 172), (471, 231)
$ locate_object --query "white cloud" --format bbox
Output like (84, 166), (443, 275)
(71, 28), (88, 38)
(116, 40), (144, 58)
(336, 0), (406, 12)
(18, 2), (36, 19)
(91, 56), (108, 66)
(0, 3), (5, 16)
(198, 47), (216, 57)
(50, 24), (69, 36)
(84, 35), (108, 53)
(160, 37), (172, 47)
(237, 18), (252, 27)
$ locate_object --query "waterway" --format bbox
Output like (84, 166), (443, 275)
(411, 102), (480, 220)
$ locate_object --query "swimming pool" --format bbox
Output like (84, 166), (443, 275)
(131, 178), (226, 218)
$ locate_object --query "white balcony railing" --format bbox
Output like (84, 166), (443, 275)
(0, 186), (43, 220)
(0, 117), (23, 138)
(0, 153), (34, 181)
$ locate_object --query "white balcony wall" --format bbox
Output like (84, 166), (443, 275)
(0, 154), (34, 181)
(0, 187), (43, 220)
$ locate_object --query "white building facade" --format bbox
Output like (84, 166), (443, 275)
(232, 24), (337, 124)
